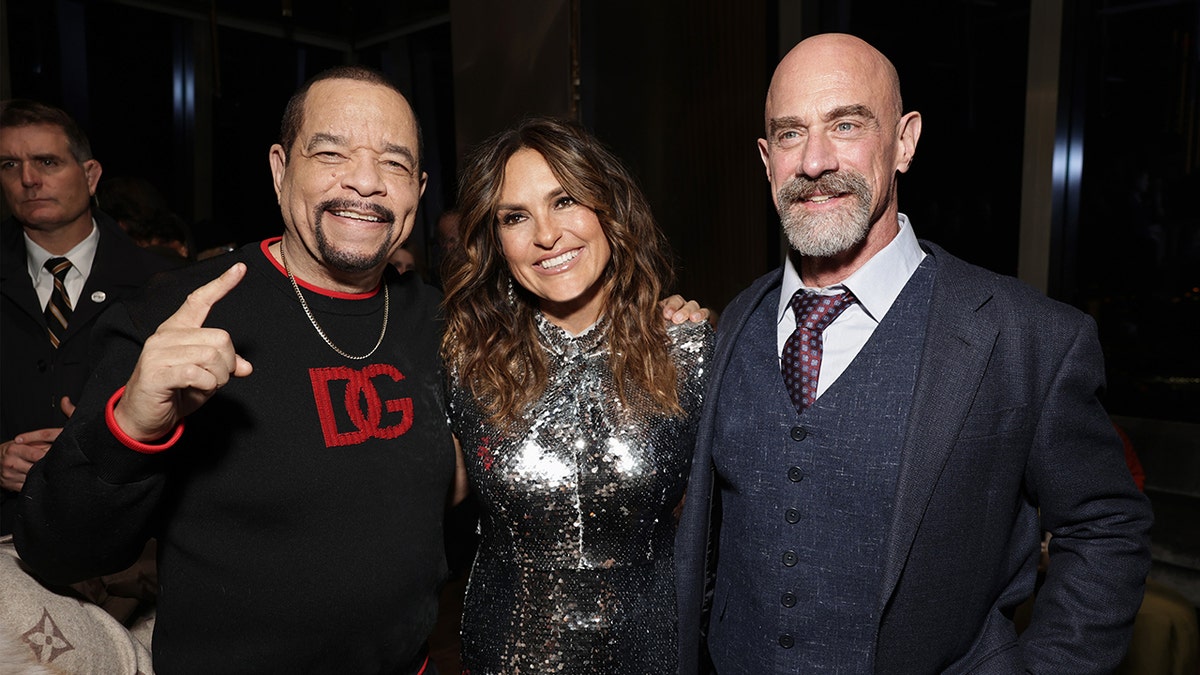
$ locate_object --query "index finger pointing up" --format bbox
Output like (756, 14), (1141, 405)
(161, 263), (247, 330)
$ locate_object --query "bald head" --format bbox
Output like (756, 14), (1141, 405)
(766, 33), (903, 131)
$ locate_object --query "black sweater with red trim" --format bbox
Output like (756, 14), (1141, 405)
(15, 240), (455, 674)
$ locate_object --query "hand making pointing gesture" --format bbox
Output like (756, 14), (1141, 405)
(112, 263), (254, 444)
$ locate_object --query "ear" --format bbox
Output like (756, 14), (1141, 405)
(757, 138), (773, 182)
(83, 159), (103, 195)
(895, 111), (922, 174)
(418, 171), (428, 199)
(269, 144), (287, 201)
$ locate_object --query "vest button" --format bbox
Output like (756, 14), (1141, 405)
(789, 425), (807, 441)
(787, 467), (804, 482)
(782, 550), (798, 567)
(785, 508), (801, 524)
(781, 592), (797, 608)
(779, 633), (795, 649)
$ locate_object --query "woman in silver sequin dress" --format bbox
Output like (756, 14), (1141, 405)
(441, 117), (714, 674)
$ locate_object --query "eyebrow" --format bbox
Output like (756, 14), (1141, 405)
(0, 153), (66, 162)
(768, 105), (878, 135)
(496, 187), (568, 213)
(767, 116), (803, 136)
(383, 143), (417, 166)
(823, 104), (877, 123)
(305, 132), (345, 152)
(305, 133), (417, 165)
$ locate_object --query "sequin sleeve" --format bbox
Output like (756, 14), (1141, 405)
(668, 318), (716, 420)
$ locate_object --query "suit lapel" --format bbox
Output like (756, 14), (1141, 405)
(696, 269), (782, 483)
(61, 215), (153, 345)
(0, 220), (45, 324)
(677, 268), (782, 672)
(694, 269), (781, 564)
(876, 246), (1000, 615)
(712, 270), (782, 395)
(66, 224), (121, 340)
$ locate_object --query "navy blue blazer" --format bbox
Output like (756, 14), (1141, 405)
(675, 242), (1153, 674)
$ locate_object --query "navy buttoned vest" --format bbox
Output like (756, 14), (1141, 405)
(708, 259), (936, 673)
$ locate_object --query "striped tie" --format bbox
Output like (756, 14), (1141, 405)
(44, 257), (74, 348)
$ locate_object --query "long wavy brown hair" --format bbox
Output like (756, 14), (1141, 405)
(441, 117), (680, 426)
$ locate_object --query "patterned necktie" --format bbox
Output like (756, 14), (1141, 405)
(781, 289), (857, 414)
(43, 257), (74, 348)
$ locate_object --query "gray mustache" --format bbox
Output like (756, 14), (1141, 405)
(779, 172), (869, 204)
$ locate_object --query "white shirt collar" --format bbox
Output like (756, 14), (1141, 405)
(25, 218), (101, 284)
(777, 213), (926, 325)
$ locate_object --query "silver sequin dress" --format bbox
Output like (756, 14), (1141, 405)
(448, 314), (713, 674)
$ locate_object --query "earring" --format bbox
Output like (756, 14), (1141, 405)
(505, 276), (517, 307)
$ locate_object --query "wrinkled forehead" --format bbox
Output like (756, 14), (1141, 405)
(765, 44), (900, 126)
(0, 123), (72, 155)
(298, 79), (419, 153)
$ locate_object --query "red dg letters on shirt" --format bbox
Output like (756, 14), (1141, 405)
(308, 364), (414, 448)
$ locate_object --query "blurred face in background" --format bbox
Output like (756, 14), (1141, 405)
(390, 246), (417, 274)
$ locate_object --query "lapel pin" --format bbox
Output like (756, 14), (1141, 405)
(91, 291), (107, 303)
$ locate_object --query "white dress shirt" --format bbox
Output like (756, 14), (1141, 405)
(776, 213), (926, 399)
(25, 220), (100, 311)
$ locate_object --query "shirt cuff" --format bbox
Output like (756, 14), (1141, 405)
(105, 386), (184, 454)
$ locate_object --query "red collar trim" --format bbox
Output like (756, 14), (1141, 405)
(260, 238), (381, 299)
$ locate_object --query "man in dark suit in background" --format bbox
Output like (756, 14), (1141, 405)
(0, 99), (173, 534)
(675, 33), (1153, 674)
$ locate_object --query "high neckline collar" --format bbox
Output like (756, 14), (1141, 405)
(536, 311), (608, 356)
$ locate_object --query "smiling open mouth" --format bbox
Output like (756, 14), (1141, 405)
(317, 198), (395, 225)
(329, 209), (386, 223)
(538, 249), (579, 269)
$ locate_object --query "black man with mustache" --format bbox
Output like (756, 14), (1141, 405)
(15, 66), (449, 675)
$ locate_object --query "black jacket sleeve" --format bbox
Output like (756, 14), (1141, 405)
(14, 273), (188, 583)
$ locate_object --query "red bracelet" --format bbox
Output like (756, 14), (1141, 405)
(105, 386), (184, 454)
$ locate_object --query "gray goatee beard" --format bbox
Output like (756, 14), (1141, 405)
(313, 198), (396, 272)
(777, 171), (873, 258)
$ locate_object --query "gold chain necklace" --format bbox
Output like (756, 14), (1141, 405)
(278, 242), (388, 360)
